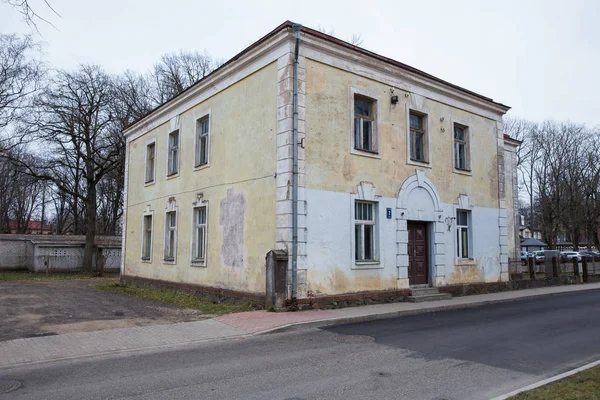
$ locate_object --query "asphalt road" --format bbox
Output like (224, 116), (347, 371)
(1, 290), (599, 400)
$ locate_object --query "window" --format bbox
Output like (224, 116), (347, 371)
(353, 96), (376, 152)
(524, 231), (530, 238)
(355, 201), (377, 262)
(456, 210), (470, 259)
(453, 124), (469, 170)
(164, 211), (177, 261)
(195, 116), (210, 167)
(192, 206), (207, 265)
(409, 112), (427, 162)
(142, 215), (152, 260)
(167, 130), (179, 176)
(145, 142), (156, 183)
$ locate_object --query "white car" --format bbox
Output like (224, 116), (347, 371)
(560, 251), (582, 262)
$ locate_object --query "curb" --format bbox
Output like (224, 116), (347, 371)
(490, 359), (600, 400)
(257, 285), (600, 335)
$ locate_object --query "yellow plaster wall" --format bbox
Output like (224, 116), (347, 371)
(304, 59), (500, 207)
(123, 62), (278, 294)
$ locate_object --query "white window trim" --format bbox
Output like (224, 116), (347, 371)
(140, 207), (154, 263)
(455, 208), (473, 261)
(350, 195), (384, 269)
(144, 138), (157, 186)
(166, 128), (180, 180)
(451, 118), (472, 176)
(193, 109), (212, 171)
(163, 199), (178, 264)
(406, 104), (432, 169)
(190, 194), (209, 267)
(350, 87), (381, 159)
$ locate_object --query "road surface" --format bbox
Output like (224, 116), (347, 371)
(1, 290), (599, 399)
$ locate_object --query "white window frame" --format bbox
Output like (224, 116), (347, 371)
(190, 197), (209, 267)
(451, 118), (472, 175)
(166, 129), (180, 179)
(163, 199), (177, 264)
(141, 208), (153, 263)
(145, 139), (156, 185)
(406, 104), (431, 168)
(350, 87), (381, 159)
(456, 209), (472, 259)
(353, 200), (380, 265)
(194, 109), (211, 170)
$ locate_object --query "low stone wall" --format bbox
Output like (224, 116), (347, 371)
(439, 276), (581, 297)
(295, 290), (411, 310)
(120, 275), (265, 306)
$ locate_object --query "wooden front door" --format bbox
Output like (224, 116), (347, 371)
(408, 222), (429, 286)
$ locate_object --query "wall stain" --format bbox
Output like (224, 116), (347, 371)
(219, 188), (246, 269)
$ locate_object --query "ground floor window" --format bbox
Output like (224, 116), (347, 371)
(456, 210), (470, 259)
(164, 211), (177, 262)
(192, 206), (207, 265)
(355, 201), (377, 262)
(142, 215), (152, 260)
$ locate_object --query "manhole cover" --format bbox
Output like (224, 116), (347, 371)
(332, 334), (375, 344)
(0, 379), (22, 393)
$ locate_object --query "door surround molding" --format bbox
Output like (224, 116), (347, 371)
(396, 169), (446, 288)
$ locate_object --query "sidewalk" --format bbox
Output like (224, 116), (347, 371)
(1, 282), (599, 370)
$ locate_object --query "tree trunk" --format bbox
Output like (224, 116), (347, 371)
(82, 185), (97, 273)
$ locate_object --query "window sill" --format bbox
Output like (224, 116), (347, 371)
(163, 258), (176, 265)
(190, 261), (207, 268)
(352, 261), (383, 270)
(407, 159), (431, 169)
(166, 173), (179, 180)
(141, 258), (152, 263)
(144, 180), (155, 187)
(350, 148), (381, 159)
(193, 163), (210, 172)
(455, 258), (476, 266)
(453, 168), (472, 176)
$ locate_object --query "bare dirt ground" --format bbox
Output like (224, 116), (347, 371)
(0, 280), (209, 341)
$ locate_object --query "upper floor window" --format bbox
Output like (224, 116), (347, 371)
(353, 96), (376, 153)
(145, 142), (156, 184)
(195, 116), (210, 168)
(453, 124), (470, 171)
(164, 211), (177, 262)
(167, 130), (179, 176)
(456, 210), (471, 259)
(409, 112), (427, 162)
(355, 201), (377, 262)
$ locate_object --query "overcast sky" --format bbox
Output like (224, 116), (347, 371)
(1, 0), (599, 127)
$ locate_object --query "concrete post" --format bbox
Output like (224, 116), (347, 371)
(573, 257), (580, 279)
(266, 250), (288, 310)
(552, 256), (559, 278)
(528, 257), (536, 280)
(582, 257), (589, 283)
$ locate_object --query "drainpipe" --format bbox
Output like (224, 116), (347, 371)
(291, 23), (302, 301)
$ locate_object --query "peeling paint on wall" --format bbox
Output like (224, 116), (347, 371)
(220, 188), (246, 269)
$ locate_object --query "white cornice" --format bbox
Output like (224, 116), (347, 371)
(123, 30), (294, 141)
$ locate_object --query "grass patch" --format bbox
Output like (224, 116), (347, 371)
(95, 282), (255, 316)
(511, 365), (600, 399)
(0, 271), (119, 282)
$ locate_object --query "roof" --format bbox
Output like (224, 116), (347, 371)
(520, 238), (547, 247)
(8, 220), (53, 231)
(124, 20), (510, 133)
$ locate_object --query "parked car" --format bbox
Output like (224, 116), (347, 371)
(520, 250), (529, 265)
(560, 251), (582, 262)
(531, 250), (545, 264)
(579, 250), (599, 261)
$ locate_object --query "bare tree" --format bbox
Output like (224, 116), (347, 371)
(0, 33), (43, 137)
(2, 0), (60, 33)
(8, 65), (122, 273)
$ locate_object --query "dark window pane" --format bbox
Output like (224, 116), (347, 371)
(362, 120), (372, 150)
(458, 144), (466, 169)
(364, 224), (373, 260)
(410, 114), (422, 130)
(415, 133), (423, 161)
(354, 117), (361, 148)
(461, 228), (468, 258)
(355, 224), (361, 260)
(354, 98), (372, 117)
(454, 126), (464, 141)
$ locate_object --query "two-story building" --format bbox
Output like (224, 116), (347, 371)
(121, 21), (520, 304)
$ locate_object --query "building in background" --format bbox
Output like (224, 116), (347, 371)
(121, 22), (519, 303)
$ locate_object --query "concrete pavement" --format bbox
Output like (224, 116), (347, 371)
(1, 282), (600, 370)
